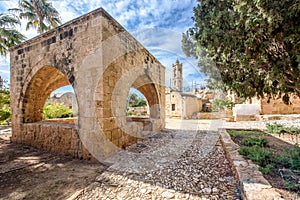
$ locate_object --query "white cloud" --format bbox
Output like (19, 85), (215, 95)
(115, 1), (130, 11)
(0, 0), (204, 90)
(0, 69), (9, 74)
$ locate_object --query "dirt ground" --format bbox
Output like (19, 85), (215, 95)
(0, 133), (107, 200)
(230, 131), (300, 199)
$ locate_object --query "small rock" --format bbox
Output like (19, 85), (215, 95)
(140, 188), (147, 194)
(212, 188), (219, 193)
(161, 191), (175, 199)
(203, 188), (212, 194)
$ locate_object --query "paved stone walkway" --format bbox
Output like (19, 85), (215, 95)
(76, 129), (241, 199)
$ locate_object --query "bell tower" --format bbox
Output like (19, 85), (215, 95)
(172, 59), (183, 92)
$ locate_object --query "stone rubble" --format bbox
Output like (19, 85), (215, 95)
(76, 130), (241, 199)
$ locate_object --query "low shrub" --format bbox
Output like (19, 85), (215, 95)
(43, 102), (72, 119)
(276, 146), (300, 175)
(241, 137), (268, 147)
(238, 145), (273, 172)
(266, 122), (300, 135)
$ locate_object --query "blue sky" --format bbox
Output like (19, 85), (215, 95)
(0, 0), (206, 92)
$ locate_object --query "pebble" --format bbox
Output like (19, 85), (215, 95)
(161, 191), (175, 199)
(76, 130), (241, 199)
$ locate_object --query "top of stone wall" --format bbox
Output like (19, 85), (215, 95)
(9, 7), (124, 51)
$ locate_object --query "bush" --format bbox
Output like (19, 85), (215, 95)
(241, 138), (268, 147)
(126, 111), (134, 116)
(259, 164), (275, 174)
(276, 146), (300, 174)
(266, 122), (285, 134)
(0, 108), (11, 122)
(238, 145), (273, 170)
(212, 99), (236, 111)
(266, 122), (300, 134)
(43, 102), (72, 119)
(0, 89), (11, 124)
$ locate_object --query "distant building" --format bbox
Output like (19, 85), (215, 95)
(166, 59), (202, 119)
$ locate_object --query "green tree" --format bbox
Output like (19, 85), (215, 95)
(127, 92), (147, 107)
(0, 12), (26, 56)
(0, 84), (11, 123)
(137, 98), (147, 107)
(10, 0), (61, 34)
(183, 0), (300, 104)
(128, 93), (139, 107)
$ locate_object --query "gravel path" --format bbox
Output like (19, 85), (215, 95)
(76, 129), (241, 199)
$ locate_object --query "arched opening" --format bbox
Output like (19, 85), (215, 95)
(18, 66), (82, 157)
(125, 75), (161, 134)
(126, 88), (149, 117)
(131, 74), (160, 119)
(22, 66), (78, 125)
(43, 85), (78, 123)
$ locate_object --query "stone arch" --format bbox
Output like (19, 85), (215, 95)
(131, 75), (161, 119)
(93, 50), (164, 149)
(10, 8), (165, 161)
(22, 66), (72, 123)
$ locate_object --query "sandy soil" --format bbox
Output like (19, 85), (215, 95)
(0, 134), (107, 200)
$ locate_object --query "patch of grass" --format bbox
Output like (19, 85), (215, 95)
(227, 130), (262, 139)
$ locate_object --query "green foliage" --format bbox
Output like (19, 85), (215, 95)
(212, 99), (239, 111)
(266, 122), (285, 134)
(276, 146), (300, 175)
(0, 13), (26, 56)
(136, 99), (147, 107)
(266, 122), (300, 134)
(126, 111), (134, 116)
(283, 179), (300, 195)
(234, 127), (300, 192)
(0, 108), (11, 122)
(43, 102), (72, 119)
(238, 145), (273, 169)
(183, 0), (300, 104)
(9, 0), (61, 34)
(227, 130), (262, 139)
(238, 135), (273, 173)
(259, 165), (274, 174)
(259, 164), (275, 174)
(0, 88), (11, 123)
(241, 138), (268, 147)
(127, 92), (147, 107)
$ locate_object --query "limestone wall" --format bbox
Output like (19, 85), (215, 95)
(21, 122), (93, 160)
(261, 97), (300, 114)
(184, 96), (201, 119)
(166, 92), (183, 118)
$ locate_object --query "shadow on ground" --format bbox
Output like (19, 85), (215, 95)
(0, 134), (107, 200)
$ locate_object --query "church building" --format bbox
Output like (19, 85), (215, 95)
(165, 59), (202, 119)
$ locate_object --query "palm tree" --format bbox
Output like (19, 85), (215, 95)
(0, 13), (26, 56)
(10, 0), (61, 34)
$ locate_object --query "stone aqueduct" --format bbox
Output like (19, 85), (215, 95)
(10, 8), (165, 161)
